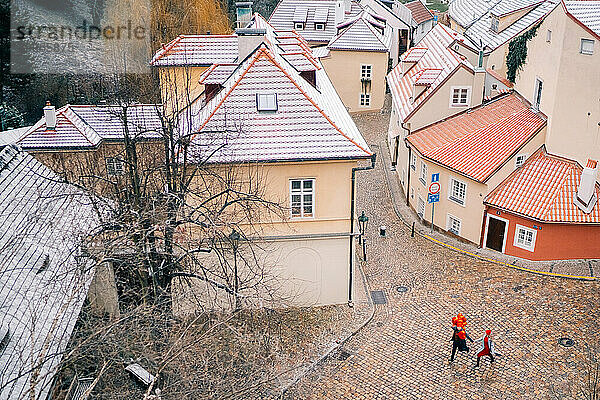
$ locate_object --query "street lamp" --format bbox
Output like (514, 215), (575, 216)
(358, 211), (369, 244)
(229, 229), (241, 310)
(357, 211), (369, 261)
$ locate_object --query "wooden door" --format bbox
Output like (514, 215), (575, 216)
(486, 216), (507, 252)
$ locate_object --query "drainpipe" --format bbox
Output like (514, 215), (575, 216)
(479, 207), (488, 248)
(349, 153), (377, 307)
(401, 122), (412, 206)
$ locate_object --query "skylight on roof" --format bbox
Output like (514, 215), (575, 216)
(256, 93), (278, 112)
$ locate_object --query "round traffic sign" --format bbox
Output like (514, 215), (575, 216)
(428, 182), (441, 195)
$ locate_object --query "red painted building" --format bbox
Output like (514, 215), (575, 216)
(482, 147), (600, 261)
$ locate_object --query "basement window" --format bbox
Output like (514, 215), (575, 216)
(447, 214), (461, 235)
(256, 93), (278, 112)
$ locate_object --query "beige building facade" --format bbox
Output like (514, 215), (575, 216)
(321, 50), (389, 112)
(513, 2), (600, 166)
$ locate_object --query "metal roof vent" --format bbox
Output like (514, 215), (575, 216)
(574, 159), (598, 214)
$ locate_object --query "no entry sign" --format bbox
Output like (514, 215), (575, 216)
(428, 181), (441, 195)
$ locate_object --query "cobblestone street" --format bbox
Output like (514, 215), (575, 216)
(286, 108), (600, 399)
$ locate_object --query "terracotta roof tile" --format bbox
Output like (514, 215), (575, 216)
(407, 93), (546, 182)
(485, 147), (600, 223)
(405, 0), (434, 24)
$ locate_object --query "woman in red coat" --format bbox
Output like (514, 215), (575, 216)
(475, 329), (497, 367)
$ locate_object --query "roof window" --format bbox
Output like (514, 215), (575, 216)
(256, 93), (278, 112)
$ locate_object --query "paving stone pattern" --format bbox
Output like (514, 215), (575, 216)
(286, 107), (600, 399)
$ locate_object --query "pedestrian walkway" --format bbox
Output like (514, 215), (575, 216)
(284, 108), (600, 399)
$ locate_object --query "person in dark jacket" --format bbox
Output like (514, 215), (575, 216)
(449, 316), (473, 362)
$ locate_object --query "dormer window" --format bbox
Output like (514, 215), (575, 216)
(256, 93), (278, 112)
(490, 16), (499, 33)
(295, 22), (305, 30)
(315, 23), (325, 30)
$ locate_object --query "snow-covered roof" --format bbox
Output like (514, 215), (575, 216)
(18, 104), (162, 150)
(450, 0), (557, 52)
(0, 126), (30, 147)
(0, 145), (100, 400)
(327, 10), (392, 51)
(387, 24), (475, 123)
(178, 19), (372, 164)
(150, 35), (239, 67)
(563, 0), (600, 39)
(269, 0), (364, 43)
(407, 93), (546, 182)
(485, 146), (600, 223)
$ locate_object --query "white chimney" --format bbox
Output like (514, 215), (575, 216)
(574, 159), (598, 213)
(43, 101), (56, 131)
(335, 0), (345, 24)
(344, 0), (351, 13)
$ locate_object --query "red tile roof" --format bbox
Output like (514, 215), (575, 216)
(405, 0), (434, 24)
(407, 93), (546, 182)
(150, 35), (239, 67)
(485, 147), (600, 223)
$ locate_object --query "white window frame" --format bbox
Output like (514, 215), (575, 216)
(315, 22), (325, 30)
(419, 161), (427, 186)
(290, 178), (315, 218)
(410, 153), (416, 170)
(448, 176), (467, 207)
(484, 214), (509, 253)
(417, 195), (425, 218)
(546, 29), (552, 43)
(360, 64), (373, 80)
(515, 153), (528, 168)
(359, 93), (371, 107)
(106, 157), (124, 176)
(256, 93), (278, 112)
(450, 86), (471, 108)
(581, 38), (594, 55)
(513, 224), (537, 252)
(294, 22), (305, 30)
(446, 214), (461, 235)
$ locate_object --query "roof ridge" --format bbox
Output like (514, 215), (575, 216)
(192, 46), (371, 157)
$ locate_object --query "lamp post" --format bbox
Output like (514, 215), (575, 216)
(357, 211), (369, 261)
(358, 211), (369, 244)
(229, 229), (241, 311)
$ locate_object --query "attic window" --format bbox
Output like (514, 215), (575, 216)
(490, 16), (499, 33)
(256, 93), (278, 112)
(295, 22), (305, 30)
(315, 22), (325, 30)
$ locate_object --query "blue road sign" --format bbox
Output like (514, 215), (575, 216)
(428, 193), (440, 203)
(431, 173), (440, 183)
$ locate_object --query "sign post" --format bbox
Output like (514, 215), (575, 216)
(428, 173), (440, 232)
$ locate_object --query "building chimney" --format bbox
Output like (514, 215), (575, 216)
(574, 160), (598, 213)
(336, 0), (345, 24)
(236, 28), (266, 61)
(236, 2), (253, 29)
(344, 0), (351, 12)
(43, 101), (56, 131)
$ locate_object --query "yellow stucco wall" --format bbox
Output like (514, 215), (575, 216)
(158, 66), (208, 114)
(181, 159), (362, 307)
(321, 50), (389, 113)
(514, 5), (600, 166)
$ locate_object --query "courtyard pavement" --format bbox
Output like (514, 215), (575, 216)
(285, 107), (600, 399)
